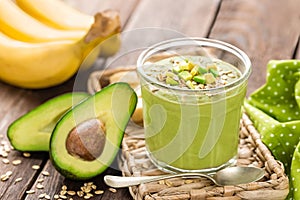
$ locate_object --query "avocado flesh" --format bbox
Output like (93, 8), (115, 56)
(50, 83), (137, 180)
(7, 93), (89, 151)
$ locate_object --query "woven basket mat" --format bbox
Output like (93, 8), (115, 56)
(88, 67), (290, 200)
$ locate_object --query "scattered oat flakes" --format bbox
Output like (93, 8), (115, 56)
(94, 190), (104, 195)
(67, 190), (76, 196)
(1, 174), (9, 181)
(32, 165), (40, 170)
(77, 191), (84, 197)
(38, 193), (47, 199)
(1, 171), (12, 181)
(87, 182), (93, 185)
(26, 190), (35, 194)
(1, 140), (7, 145)
(41, 171), (50, 176)
(22, 152), (31, 158)
(52, 182), (104, 199)
(91, 184), (97, 190)
(44, 194), (51, 199)
(37, 178), (44, 183)
(6, 171), (12, 176)
(59, 194), (67, 199)
(82, 186), (91, 193)
(109, 188), (117, 193)
(2, 158), (9, 164)
(86, 193), (93, 197)
(4, 146), (10, 153)
(61, 185), (67, 190)
(83, 195), (91, 199)
(36, 183), (44, 189)
(12, 159), (22, 165)
(14, 177), (22, 183)
(1, 152), (8, 158)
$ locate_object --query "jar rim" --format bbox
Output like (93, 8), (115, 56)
(136, 37), (252, 94)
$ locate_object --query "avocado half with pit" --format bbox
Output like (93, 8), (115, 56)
(49, 83), (137, 180)
(7, 92), (89, 151)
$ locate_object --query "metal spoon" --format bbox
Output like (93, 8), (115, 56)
(104, 166), (265, 188)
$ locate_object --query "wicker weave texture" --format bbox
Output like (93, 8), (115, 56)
(119, 114), (289, 200)
(88, 67), (289, 200)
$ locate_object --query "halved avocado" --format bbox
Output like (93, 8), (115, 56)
(49, 83), (137, 180)
(7, 92), (89, 151)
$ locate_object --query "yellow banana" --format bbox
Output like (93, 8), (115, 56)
(0, 32), (81, 88)
(97, 33), (121, 57)
(0, 0), (86, 42)
(15, 0), (121, 57)
(15, 0), (93, 30)
(0, 11), (121, 89)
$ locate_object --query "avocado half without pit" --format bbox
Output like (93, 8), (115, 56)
(50, 83), (137, 180)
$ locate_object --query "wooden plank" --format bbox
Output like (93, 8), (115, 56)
(0, 1), (140, 199)
(0, 85), (25, 121)
(126, 0), (219, 36)
(64, 0), (140, 27)
(24, 161), (64, 200)
(209, 0), (300, 94)
(0, 79), (78, 200)
(0, 10), (107, 200)
(0, 78), (78, 136)
(0, 81), (75, 187)
(20, 1), (221, 199)
(106, 0), (221, 68)
(0, 152), (48, 200)
(23, 157), (133, 200)
(24, 161), (129, 200)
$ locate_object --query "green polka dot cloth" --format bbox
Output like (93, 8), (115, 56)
(244, 60), (300, 200)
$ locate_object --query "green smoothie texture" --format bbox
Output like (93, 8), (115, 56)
(140, 56), (247, 171)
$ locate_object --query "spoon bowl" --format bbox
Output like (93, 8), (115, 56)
(211, 166), (265, 186)
(104, 166), (265, 188)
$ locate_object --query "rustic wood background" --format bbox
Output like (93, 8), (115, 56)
(0, 0), (299, 199)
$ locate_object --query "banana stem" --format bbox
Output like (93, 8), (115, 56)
(84, 10), (121, 44)
(76, 10), (121, 69)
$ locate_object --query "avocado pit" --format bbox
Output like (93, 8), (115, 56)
(66, 118), (106, 161)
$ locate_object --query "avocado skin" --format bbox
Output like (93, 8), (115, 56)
(50, 83), (137, 180)
(7, 92), (89, 151)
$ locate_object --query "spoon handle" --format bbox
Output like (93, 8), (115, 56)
(104, 173), (213, 188)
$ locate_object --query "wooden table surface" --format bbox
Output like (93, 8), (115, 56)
(0, 0), (299, 199)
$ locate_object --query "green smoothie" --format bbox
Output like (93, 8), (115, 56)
(140, 56), (247, 171)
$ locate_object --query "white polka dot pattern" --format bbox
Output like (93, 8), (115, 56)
(245, 60), (300, 199)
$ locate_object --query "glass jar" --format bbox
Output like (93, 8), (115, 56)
(137, 37), (251, 173)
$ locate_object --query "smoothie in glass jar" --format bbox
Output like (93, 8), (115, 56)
(137, 38), (251, 173)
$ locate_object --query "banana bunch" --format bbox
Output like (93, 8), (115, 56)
(0, 0), (121, 89)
